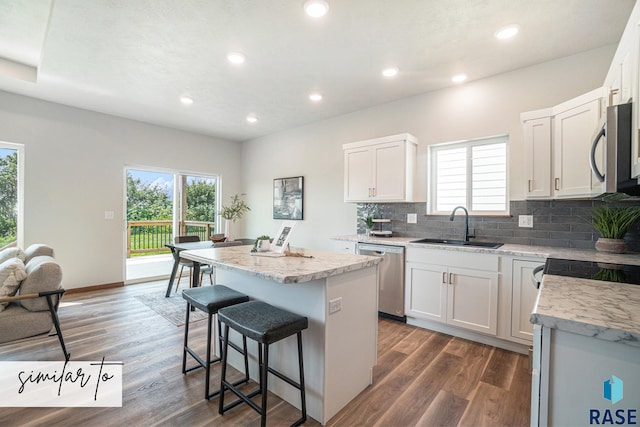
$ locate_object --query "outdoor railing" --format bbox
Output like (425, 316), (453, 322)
(127, 220), (216, 257)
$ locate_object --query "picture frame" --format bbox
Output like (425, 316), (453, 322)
(273, 176), (303, 220)
(270, 221), (297, 253)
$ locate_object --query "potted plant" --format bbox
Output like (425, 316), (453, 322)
(591, 205), (640, 253)
(220, 194), (250, 241)
(251, 235), (271, 253)
(361, 216), (374, 236)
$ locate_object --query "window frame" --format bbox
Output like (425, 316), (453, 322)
(0, 141), (24, 248)
(428, 135), (509, 216)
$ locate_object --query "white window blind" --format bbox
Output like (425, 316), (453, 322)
(430, 136), (508, 215)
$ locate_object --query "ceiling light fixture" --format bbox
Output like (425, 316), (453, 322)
(382, 67), (399, 78)
(495, 25), (519, 40)
(451, 73), (467, 83)
(309, 93), (323, 102)
(180, 96), (193, 105)
(246, 114), (258, 123)
(227, 52), (246, 64)
(304, 0), (329, 18)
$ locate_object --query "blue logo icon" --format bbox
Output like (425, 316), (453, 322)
(603, 375), (623, 405)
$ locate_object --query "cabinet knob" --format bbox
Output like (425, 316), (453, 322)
(449, 272), (453, 284)
(554, 178), (560, 191)
(442, 272), (447, 284)
(528, 179), (532, 192)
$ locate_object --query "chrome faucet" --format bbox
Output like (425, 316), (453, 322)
(449, 206), (475, 242)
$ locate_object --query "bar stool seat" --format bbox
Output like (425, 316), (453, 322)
(182, 285), (250, 400)
(218, 300), (308, 427)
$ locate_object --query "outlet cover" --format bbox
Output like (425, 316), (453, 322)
(518, 215), (533, 228)
(407, 213), (417, 224)
(329, 297), (342, 314)
(104, 211), (115, 220)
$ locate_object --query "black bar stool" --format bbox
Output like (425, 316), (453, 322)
(218, 300), (308, 427)
(182, 285), (250, 399)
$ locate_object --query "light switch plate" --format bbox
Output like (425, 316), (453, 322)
(407, 213), (417, 224)
(329, 297), (342, 314)
(518, 215), (533, 228)
(104, 211), (114, 220)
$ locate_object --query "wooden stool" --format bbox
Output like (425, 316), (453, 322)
(182, 285), (250, 399)
(218, 300), (308, 427)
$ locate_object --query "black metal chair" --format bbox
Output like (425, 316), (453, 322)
(218, 300), (308, 427)
(181, 285), (250, 399)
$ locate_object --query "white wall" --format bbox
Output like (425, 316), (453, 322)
(0, 91), (242, 289)
(241, 45), (616, 250)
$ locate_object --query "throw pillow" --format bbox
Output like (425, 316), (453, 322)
(19, 256), (62, 312)
(0, 247), (26, 265)
(0, 257), (28, 312)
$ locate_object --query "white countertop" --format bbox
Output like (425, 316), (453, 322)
(333, 234), (640, 346)
(531, 274), (640, 347)
(180, 245), (381, 284)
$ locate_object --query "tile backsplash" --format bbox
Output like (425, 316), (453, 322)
(356, 200), (640, 252)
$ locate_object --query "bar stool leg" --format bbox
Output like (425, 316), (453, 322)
(260, 344), (269, 427)
(182, 302), (191, 373)
(205, 312), (213, 399)
(218, 324), (230, 415)
(295, 331), (307, 426)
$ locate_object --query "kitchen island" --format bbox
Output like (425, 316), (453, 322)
(530, 272), (640, 426)
(179, 245), (381, 424)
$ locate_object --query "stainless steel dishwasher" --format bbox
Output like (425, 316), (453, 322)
(357, 243), (405, 321)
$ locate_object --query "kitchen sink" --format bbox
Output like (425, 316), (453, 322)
(410, 238), (503, 249)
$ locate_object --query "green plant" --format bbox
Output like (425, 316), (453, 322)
(220, 194), (250, 222)
(361, 216), (374, 229)
(592, 205), (640, 239)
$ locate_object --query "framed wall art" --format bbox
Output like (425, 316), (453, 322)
(273, 176), (303, 220)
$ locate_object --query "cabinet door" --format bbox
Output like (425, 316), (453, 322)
(372, 141), (405, 201)
(523, 117), (552, 198)
(331, 240), (356, 254)
(553, 99), (601, 198)
(511, 259), (542, 341)
(344, 147), (373, 202)
(446, 267), (498, 335)
(405, 262), (447, 323)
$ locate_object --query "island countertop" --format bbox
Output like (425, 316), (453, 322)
(180, 245), (382, 284)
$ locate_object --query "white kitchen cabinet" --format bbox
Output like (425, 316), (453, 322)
(521, 88), (604, 199)
(510, 259), (543, 341)
(343, 133), (418, 202)
(331, 240), (357, 254)
(522, 114), (552, 198)
(553, 96), (603, 198)
(405, 248), (499, 336)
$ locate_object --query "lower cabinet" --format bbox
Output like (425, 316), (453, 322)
(511, 259), (544, 341)
(405, 248), (499, 336)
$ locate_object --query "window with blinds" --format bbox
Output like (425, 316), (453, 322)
(429, 135), (508, 215)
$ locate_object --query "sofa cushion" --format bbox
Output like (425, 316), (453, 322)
(24, 244), (55, 264)
(0, 304), (53, 344)
(0, 247), (26, 264)
(0, 257), (28, 313)
(19, 256), (62, 312)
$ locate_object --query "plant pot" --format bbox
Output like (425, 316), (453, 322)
(595, 238), (627, 254)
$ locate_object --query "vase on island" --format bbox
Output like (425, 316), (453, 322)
(225, 220), (235, 242)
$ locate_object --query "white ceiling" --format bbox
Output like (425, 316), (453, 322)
(0, 0), (635, 142)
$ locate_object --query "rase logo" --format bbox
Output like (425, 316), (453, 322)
(604, 375), (624, 405)
(589, 375), (637, 425)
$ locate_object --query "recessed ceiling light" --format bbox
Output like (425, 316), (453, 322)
(304, 0), (329, 18)
(180, 96), (193, 105)
(382, 67), (399, 78)
(227, 52), (246, 64)
(246, 114), (258, 123)
(451, 74), (467, 83)
(495, 25), (519, 40)
(309, 93), (323, 102)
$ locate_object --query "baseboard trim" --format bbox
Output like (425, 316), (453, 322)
(406, 316), (530, 355)
(64, 282), (125, 294)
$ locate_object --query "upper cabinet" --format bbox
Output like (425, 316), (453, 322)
(343, 133), (418, 202)
(603, 1), (640, 177)
(521, 88), (605, 199)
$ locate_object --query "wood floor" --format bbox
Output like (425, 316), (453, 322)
(0, 280), (530, 426)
